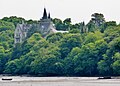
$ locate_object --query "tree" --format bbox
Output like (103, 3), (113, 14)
(91, 13), (105, 27)
(30, 45), (62, 76)
(69, 29), (80, 33)
(112, 52), (120, 75)
(46, 33), (64, 43)
(83, 31), (103, 44)
(87, 13), (105, 32)
(52, 18), (71, 31)
(52, 18), (63, 30)
(63, 18), (71, 31)
(87, 20), (96, 32)
(104, 27), (120, 43)
(4, 59), (24, 74)
(63, 18), (71, 25)
(2, 16), (25, 27)
(107, 37), (120, 57)
(97, 54), (113, 76)
(64, 47), (81, 75)
(95, 39), (108, 61)
(74, 43), (98, 76)
(80, 22), (88, 33)
(105, 21), (117, 28)
(59, 34), (82, 59)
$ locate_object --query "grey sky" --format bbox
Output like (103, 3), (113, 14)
(0, 0), (120, 24)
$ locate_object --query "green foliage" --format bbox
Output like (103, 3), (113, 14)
(84, 31), (103, 44)
(0, 20), (15, 32)
(105, 21), (117, 28)
(104, 26), (120, 42)
(52, 18), (71, 31)
(74, 43), (98, 76)
(59, 34), (82, 58)
(46, 33), (64, 43)
(69, 29), (80, 33)
(52, 18), (63, 30)
(64, 47), (81, 75)
(2, 16), (25, 27)
(26, 19), (38, 24)
(91, 13), (105, 27)
(87, 13), (105, 32)
(112, 52), (120, 75)
(4, 59), (24, 74)
(0, 15), (120, 76)
(30, 44), (62, 75)
(97, 54), (112, 76)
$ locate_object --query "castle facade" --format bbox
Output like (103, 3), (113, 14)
(14, 8), (68, 44)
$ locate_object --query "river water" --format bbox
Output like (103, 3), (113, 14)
(0, 76), (120, 86)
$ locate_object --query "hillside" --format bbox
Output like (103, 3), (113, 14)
(0, 13), (120, 76)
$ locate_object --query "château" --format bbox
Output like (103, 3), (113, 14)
(14, 8), (68, 44)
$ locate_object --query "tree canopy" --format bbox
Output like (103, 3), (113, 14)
(0, 14), (120, 76)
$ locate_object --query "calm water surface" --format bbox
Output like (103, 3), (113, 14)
(0, 76), (120, 86)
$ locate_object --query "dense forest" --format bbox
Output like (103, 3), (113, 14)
(0, 13), (120, 76)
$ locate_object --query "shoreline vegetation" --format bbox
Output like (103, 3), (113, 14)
(0, 13), (120, 77)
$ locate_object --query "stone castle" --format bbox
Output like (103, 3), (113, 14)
(14, 8), (68, 44)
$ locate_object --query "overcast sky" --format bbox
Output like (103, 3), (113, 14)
(0, 0), (120, 23)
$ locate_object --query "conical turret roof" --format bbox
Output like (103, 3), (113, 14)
(42, 8), (47, 19)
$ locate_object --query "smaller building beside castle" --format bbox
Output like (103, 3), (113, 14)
(14, 8), (68, 44)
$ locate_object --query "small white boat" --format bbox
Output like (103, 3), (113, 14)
(2, 78), (12, 80)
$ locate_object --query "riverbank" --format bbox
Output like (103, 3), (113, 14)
(0, 76), (120, 86)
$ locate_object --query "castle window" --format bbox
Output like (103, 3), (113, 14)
(16, 38), (20, 42)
